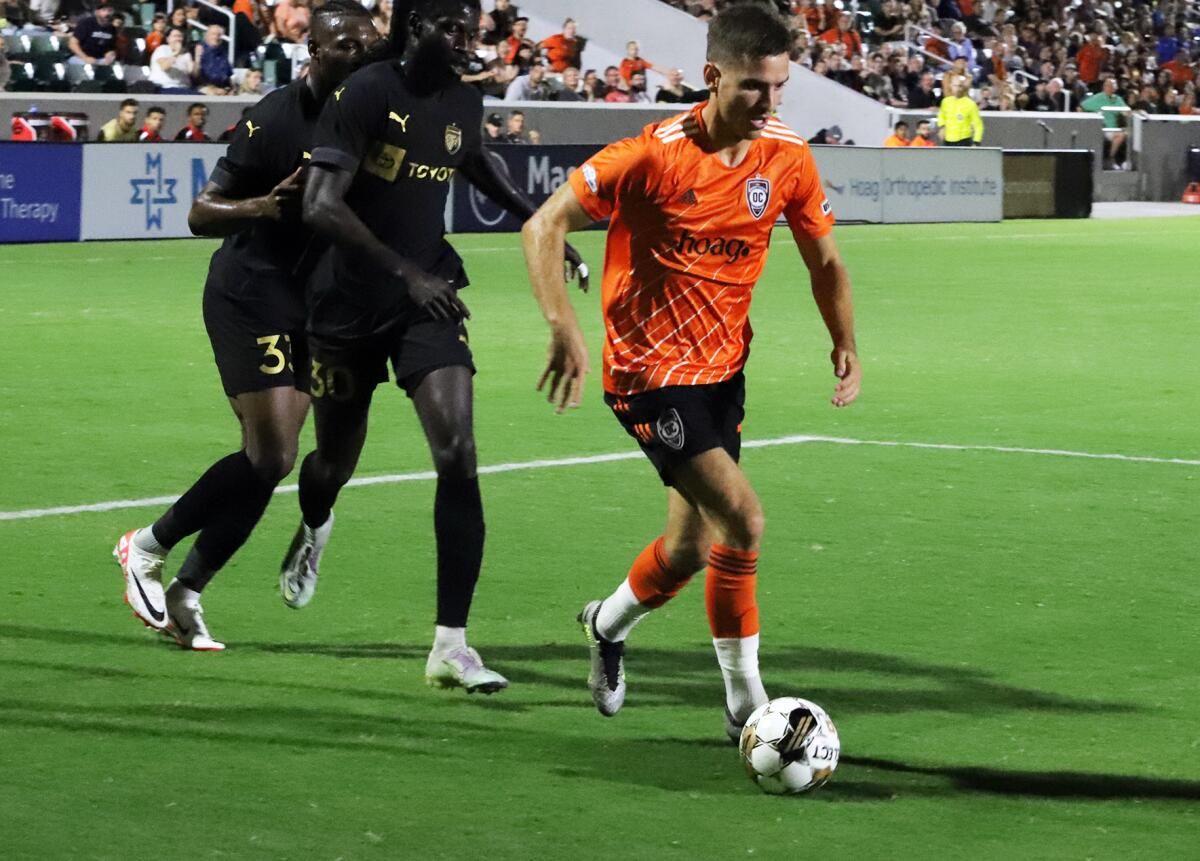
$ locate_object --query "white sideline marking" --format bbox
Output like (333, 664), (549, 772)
(0, 434), (1195, 523)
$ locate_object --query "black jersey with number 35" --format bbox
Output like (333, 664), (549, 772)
(208, 78), (321, 282)
(308, 58), (484, 338)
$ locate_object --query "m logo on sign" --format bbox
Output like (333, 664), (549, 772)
(745, 177), (770, 219)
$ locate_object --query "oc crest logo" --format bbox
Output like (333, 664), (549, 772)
(656, 408), (685, 451)
(745, 177), (771, 219)
(444, 123), (462, 154)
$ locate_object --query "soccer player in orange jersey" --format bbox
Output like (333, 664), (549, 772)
(521, 1), (861, 740)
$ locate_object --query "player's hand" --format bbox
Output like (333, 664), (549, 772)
(261, 167), (304, 221)
(406, 269), (471, 321)
(563, 242), (590, 293)
(537, 324), (589, 414)
(831, 347), (861, 408)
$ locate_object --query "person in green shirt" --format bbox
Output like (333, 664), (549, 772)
(96, 98), (140, 142)
(936, 75), (984, 146)
(1079, 76), (1129, 168)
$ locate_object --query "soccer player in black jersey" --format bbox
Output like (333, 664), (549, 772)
(112, 1), (383, 651)
(280, 0), (587, 692)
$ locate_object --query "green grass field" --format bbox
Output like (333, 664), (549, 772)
(1, 218), (1198, 860)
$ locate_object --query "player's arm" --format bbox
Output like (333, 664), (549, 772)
(303, 165), (468, 320)
(188, 171), (303, 237)
(459, 145), (590, 292)
(521, 181), (594, 413)
(795, 233), (860, 408)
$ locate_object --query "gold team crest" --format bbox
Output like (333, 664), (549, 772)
(444, 123), (462, 154)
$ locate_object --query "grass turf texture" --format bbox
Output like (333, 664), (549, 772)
(1, 219), (1198, 860)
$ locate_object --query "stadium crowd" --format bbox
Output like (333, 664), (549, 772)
(663, 0), (1199, 118)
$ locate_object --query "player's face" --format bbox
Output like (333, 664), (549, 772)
(190, 107), (207, 128)
(119, 105), (137, 127)
(311, 16), (382, 88)
(412, 2), (480, 74)
(146, 112), (163, 132)
(706, 53), (790, 139)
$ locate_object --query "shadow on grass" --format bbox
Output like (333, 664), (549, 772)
(834, 755), (1200, 802)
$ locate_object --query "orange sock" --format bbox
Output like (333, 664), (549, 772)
(628, 536), (694, 609)
(704, 544), (759, 638)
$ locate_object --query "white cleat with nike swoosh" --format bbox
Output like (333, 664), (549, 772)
(114, 529), (168, 630)
(164, 584), (225, 652)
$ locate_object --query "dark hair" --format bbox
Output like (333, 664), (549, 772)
(312, 0), (373, 36)
(893, 120), (908, 131)
(707, 2), (790, 65)
(120, 98), (139, 109)
(510, 110), (524, 118)
(147, 106), (166, 116)
(187, 102), (207, 113)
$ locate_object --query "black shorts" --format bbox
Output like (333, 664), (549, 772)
(308, 316), (475, 404)
(605, 372), (746, 486)
(202, 273), (310, 398)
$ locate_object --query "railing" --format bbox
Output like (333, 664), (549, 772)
(167, 0), (237, 70)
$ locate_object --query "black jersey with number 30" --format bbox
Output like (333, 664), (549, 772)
(308, 58), (484, 338)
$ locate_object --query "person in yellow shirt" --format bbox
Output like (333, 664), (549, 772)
(937, 76), (984, 146)
(883, 120), (910, 147)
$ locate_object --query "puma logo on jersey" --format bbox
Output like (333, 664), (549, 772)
(245, 120), (260, 138)
(388, 112), (410, 132)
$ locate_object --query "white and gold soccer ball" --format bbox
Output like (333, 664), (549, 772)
(738, 697), (840, 795)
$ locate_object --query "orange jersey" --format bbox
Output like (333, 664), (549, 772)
(568, 104), (835, 396)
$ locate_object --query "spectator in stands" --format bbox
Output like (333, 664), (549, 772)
(504, 110), (527, 143)
(619, 40), (655, 84)
(539, 18), (583, 72)
(505, 59), (553, 100)
(946, 21), (977, 72)
(482, 0), (517, 46)
(1155, 24), (1181, 66)
(1024, 80), (1055, 111)
(582, 68), (601, 101)
(175, 103), (210, 141)
(883, 120), (910, 146)
(110, 12), (141, 65)
(503, 17), (535, 70)
(68, 1), (117, 66)
(239, 68), (266, 95)
(0, 45), (9, 93)
(863, 52), (895, 103)
(1162, 50), (1195, 88)
(273, 0), (310, 44)
(483, 112), (504, 141)
(874, 0), (906, 42)
(627, 70), (653, 103)
(149, 28), (197, 92)
(96, 98), (140, 142)
(1080, 76), (1128, 167)
(195, 24), (233, 95)
(552, 67), (584, 101)
(910, 118), (936, 146)
(656, 67), (704, 103)
(1179, 92), (1197, 116)
(144, 13), (168, 62)
(819, 12), (861, 57)
(906, 68), (938, 108)
(937, 75), (984, 145)
(1075, 31), (1107, 85)
(809, 125), (844, 144)
(601, 64), (630, 102)
(372, 0), (392, 37)
(167, 7), (193, 47)
(1132, 84), (1162, 114)
(138, 106), (165, 142)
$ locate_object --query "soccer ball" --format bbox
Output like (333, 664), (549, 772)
(738, 697), (840, 795)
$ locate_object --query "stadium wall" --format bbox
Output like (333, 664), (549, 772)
(1133, 115), (1200, 201)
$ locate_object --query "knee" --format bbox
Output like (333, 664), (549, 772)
(246, 441), (297, 486)
(722, 501), (765, 551)
(430, 434), (477, 479)
(662, 535), (709, 575)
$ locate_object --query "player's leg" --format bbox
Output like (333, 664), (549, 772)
(581, 489), (712, 715)
(280, 352), (375, 608)
(670, 449), (769, 737)
(408, 365), (507, 694)
(160, 385), (310, 651)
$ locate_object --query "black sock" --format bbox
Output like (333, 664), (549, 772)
(189, 455), (277, 577)
(298, 450), (339, 529)
(434, 476), (485, 628)
(175, 545), (218, 594)
(152, 452), (261, 550)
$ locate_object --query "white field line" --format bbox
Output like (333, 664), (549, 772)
(0, 434), (1195, 523)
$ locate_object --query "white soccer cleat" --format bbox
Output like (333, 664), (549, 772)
(578, 600), (626, 717)
(279, 512), (334, 609)
(425, 646), (509, 694)
(164, 588), (225, 652)
(114, 529), (168, 630)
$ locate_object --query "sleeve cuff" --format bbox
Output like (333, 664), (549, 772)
(310, 146), (360, 173)
(207, 162), (237, 193)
